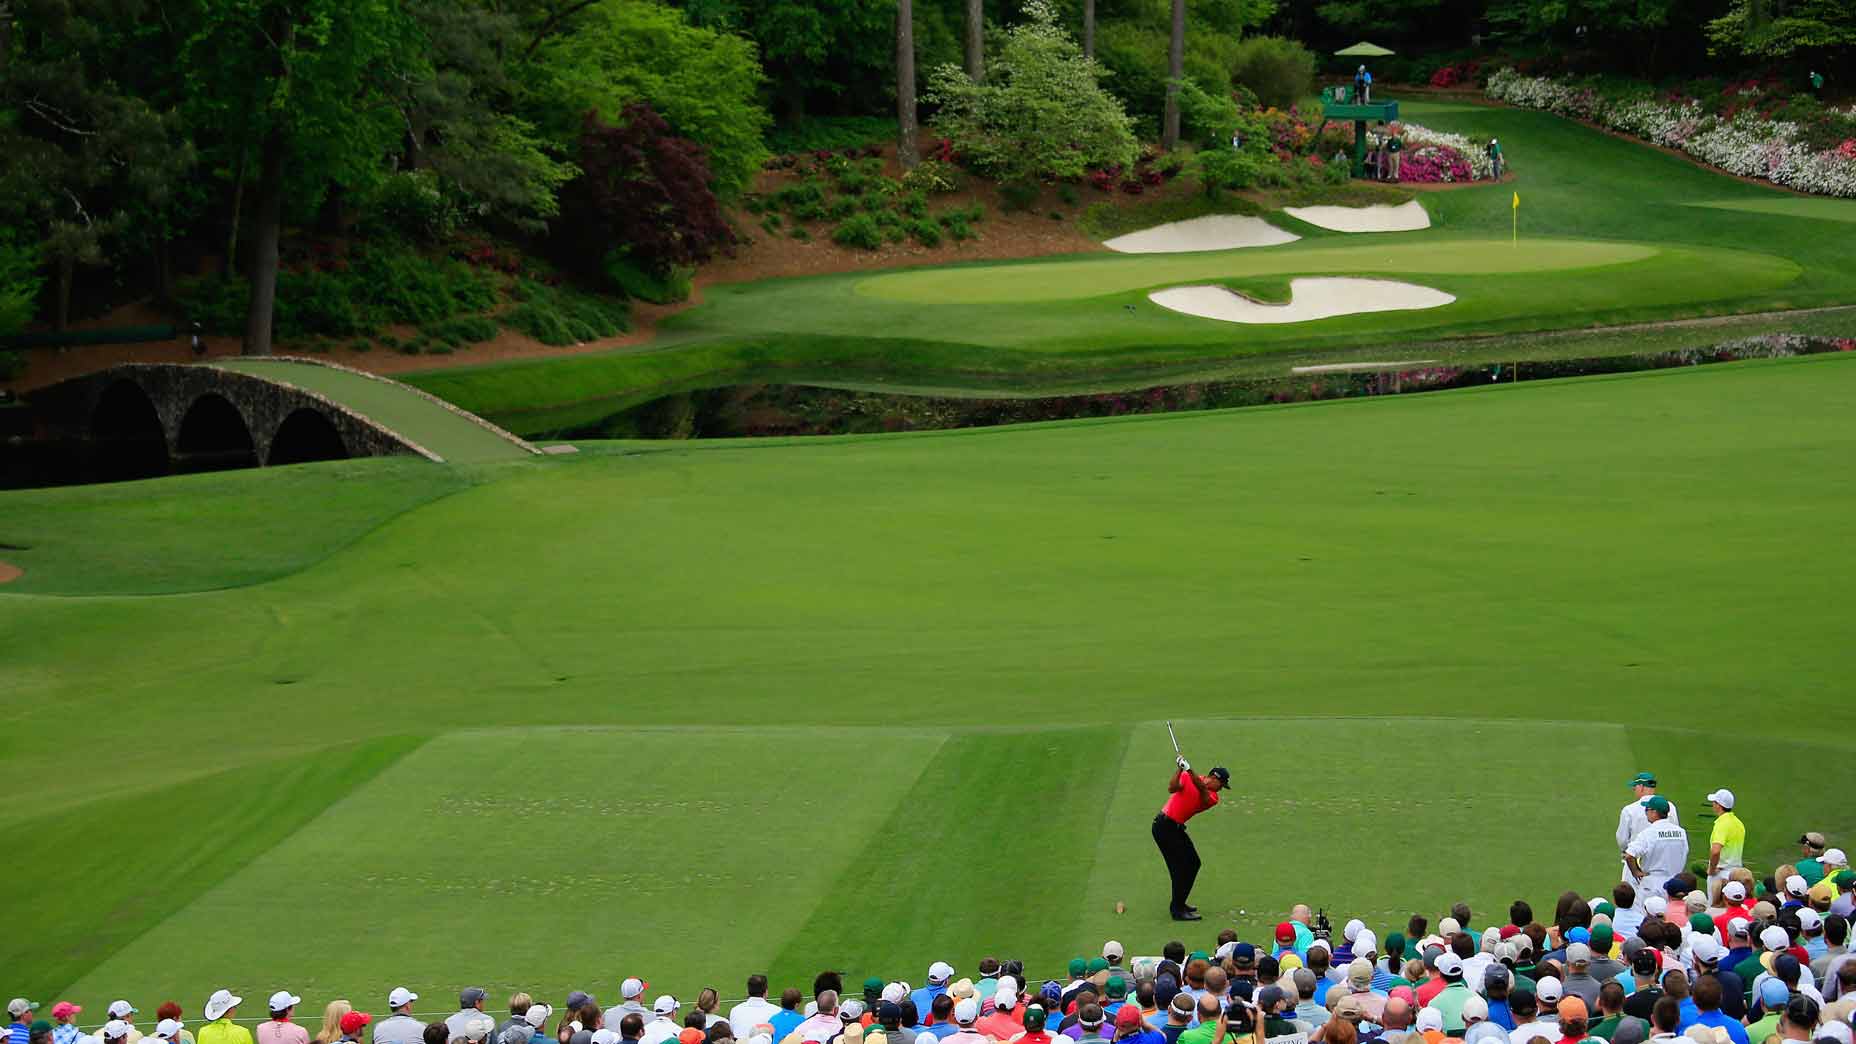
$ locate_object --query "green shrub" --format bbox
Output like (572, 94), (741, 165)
(827, 198), (858, 221)
(760, 214), (784, 234)
(883, 225), (905, 244)
(1000, 181), (1040, 212)
(790, 227), (811, 241)
(506, 280), (630, 346)
(896, 190), (929, 219)
(423, 316), (500, 348)
(766, 115), (897, 154)
(832, 213), (884, 250)
(836, 169), (870, 196)
(773, 180), (826, 209)
(1057, 184), (1080, 206)
(361, 170), (460, 242)
(906, 218), (943, 247)
(1231, 36), (1316, 110)
(1195, 148), (1265, 197)
(604, 253), (693, 304)
(172, 276), (250, 336)
(900, 159), (964, 194)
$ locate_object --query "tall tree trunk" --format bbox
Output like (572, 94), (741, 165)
(225, 142), (248, 277)
(897, 0), (919, 168)
(964, 0), (983, 81)
(1083, 0), (1095, 59)
(1163, 0), (1184, 149)
(242, 128), (286, 357)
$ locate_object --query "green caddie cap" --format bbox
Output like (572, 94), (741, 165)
(1837, 870), (1856, 889)
(1629, 772), (1657, 787)
(1105, 978), (1127, 1000)
(1086, 958), (1109, 974)
(1642, 795), (1670, 813)
(1068, 958), (1087, 977)
(1023, 1006), (1046, 1030)
(863, 978), (884, 998)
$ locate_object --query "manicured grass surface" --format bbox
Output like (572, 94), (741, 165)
(213, 359), (534, 462)
(7, 356), (1856, 1003)
(407, 99), (1852, 422)
(0, 458), (471, 595)
(853, 239), (1660, 304)
(1685, 197), (1856, 223)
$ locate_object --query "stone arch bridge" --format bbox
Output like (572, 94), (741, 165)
(29, 358), (535, 478)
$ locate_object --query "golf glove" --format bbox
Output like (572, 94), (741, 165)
(1177, 756), (1190, 772)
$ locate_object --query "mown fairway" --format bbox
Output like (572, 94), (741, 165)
(7, 356), (1856, 1006)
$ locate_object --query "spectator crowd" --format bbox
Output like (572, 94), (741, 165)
(12, 805), (1856, 1044)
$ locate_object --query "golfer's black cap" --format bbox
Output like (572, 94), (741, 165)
(1210, 766), (1231, 784)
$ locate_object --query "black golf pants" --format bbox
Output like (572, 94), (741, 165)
(1152, 813), (1200, 913)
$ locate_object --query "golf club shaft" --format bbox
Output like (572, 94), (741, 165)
(1167, 721), (1181, 758)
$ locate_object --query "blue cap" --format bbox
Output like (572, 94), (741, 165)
(1759, 979), (1790, 1007)
(1568, 928), (1590, 944)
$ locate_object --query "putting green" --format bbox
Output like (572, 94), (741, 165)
(1686, 197), (1856, 223)
(856, 238), (1659, 304)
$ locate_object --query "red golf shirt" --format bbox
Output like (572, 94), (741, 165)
(1160, 770), (1218, 825)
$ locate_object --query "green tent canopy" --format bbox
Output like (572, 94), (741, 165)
(1334, 41), (1396, 56)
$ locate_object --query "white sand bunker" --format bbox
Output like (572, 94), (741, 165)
(1282, 200), (1431, 233)
(1149, 277), (1455, 325)
(1103, 215), (1300, 253)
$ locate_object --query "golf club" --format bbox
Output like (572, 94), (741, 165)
(1167, 720), (1182, 760)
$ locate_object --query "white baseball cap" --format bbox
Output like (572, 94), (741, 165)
(1214, 941), (1238, 962)
(1462, 995), (1488, 1023)
(1801, 909), (1824, 931)
(1309, 938), (1332, 954)
(621, 980), (647, 1000)
(524, 1006), (552, 1029)
(463, 1017), (496, 1042)
(1440, 918), (1461, 937)
(1416, 1009), (1444, 1033)
(1343, 919), (1365, 943)
(881, 984), (907, 1005)
(1827, 849), (1849, 868)
(389, 989), (418, 1009)
(203, 992), (242, 1022)
(1728, 918), (1752, 939)
(954, 999), (979, 1026)
(155, 1020), (184, 1039)
(1724, 881), (1748, 902)
(839, 1001), (865, 1022)
(1356, 929), (1379, 955)
(1761, 925), (1791, 952)
(1705, 789), (1735, 810)
(1535, 977), (1563, 1004)
(651, 997), (679, 1016)
(1436, 953), (1463, 977)
(1645, 896), (1668, 917)
(1819, 1023), (1855, 1044)
(1788, 875), (1810, 897)
(103, 1023), (132, 1041)
(928, 962), (955, 984)
(1102, 941), (1124, 961)
(108, 1003), (138, 1020)
(590, 1032), (619, 1044)
(1691, 936), (1723, 963)
(994, 987), (1017, 1010)
(269, 993), (301, 1013)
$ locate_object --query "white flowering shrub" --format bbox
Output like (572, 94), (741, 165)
(1485, 68), (1856, 198)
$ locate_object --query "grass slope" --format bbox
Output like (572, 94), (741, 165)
(0, 458), (471, 595)
(7, 358), (1856, 1001)
(406, 100), (1850, 422)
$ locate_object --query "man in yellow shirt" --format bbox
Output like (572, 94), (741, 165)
(196, 993), (253, 1044)
(1705, 788), (1746, 903)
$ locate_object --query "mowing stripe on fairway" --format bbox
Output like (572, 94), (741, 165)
(1, 736), (427, 1000)
(767, 727), (1130, 985)
(1684, 198), (1856, 223)
(854, 239), (1659, 304)
(1078, 719), (1631, 944)
(62, 728), (945, 1006)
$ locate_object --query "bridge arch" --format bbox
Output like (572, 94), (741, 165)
(176, 393), (260, 472)
(90, 379), (169, 482)
(268, 408), (350, 466)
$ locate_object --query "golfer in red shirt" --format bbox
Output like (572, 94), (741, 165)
(1153, 755), (1230, 921)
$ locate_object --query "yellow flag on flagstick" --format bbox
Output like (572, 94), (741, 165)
(1511, 191), (1519, 245)
(1512, 191), (1520, 209)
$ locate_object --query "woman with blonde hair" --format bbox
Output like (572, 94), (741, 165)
(695, 992), (723, 1031)
(313, 1002), (354, 1044)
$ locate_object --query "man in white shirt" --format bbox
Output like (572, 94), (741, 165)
(639, 1000), (682, 1044)
(1625, 798), (1689, 909)
(1617, 774), (1679, 881)
(374, 989), (425, 1044)
(730, 978), (780, 1041)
